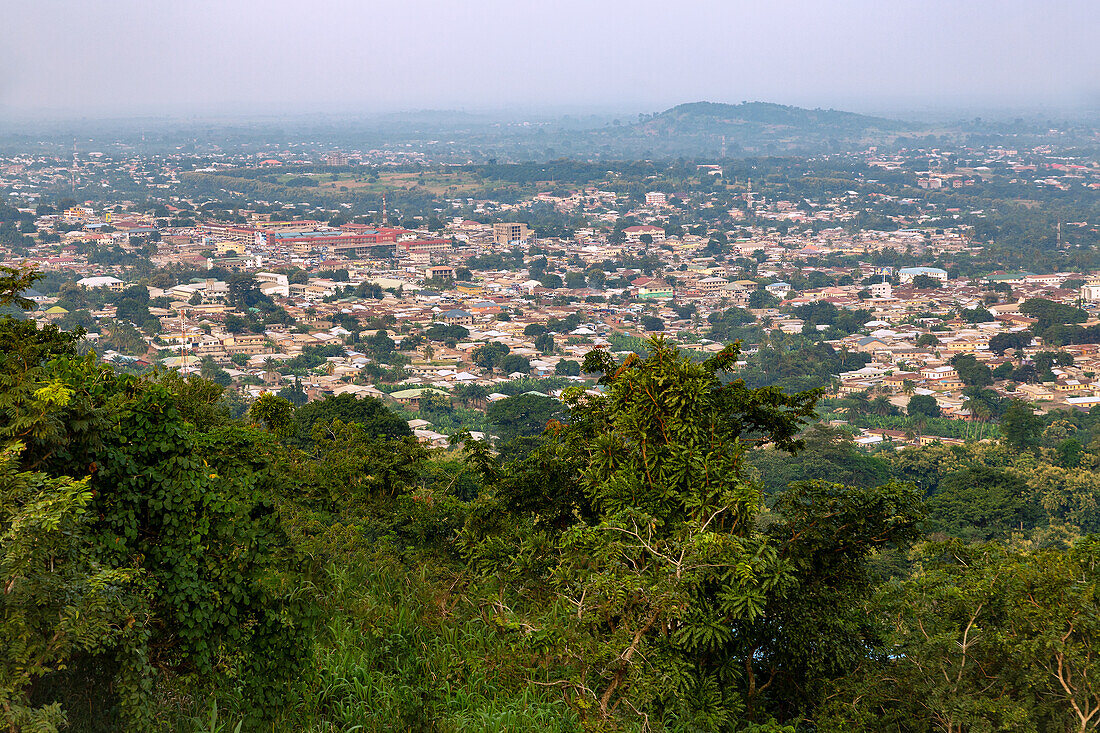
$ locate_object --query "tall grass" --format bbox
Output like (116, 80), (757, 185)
(170, 556), (582, 732)
(297, 560), (581, 732)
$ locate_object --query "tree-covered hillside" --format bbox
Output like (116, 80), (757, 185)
(644, 101), (912, 133)
(586, 101), (925, 156)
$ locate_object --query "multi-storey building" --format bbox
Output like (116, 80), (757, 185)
(492, 222), (530, 245)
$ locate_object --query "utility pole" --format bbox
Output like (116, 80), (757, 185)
(180, 307), (188, 371)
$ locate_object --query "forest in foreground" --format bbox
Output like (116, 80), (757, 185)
(2, 267), (1100, 733)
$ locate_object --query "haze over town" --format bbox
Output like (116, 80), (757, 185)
(2, 0), (1098, 118)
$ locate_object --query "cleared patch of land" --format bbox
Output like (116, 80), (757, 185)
(274, 170), (487, 195)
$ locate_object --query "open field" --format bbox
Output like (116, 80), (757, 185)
(274, 170), (488, 195)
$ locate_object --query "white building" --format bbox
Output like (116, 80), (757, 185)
(765, 281), (792, 298)
(898, 267), (948, 284)
(255, 272), (290, 297)
(870, 281), (893, 298)
(77, 276), (124, 291)
(1080, 279), (1100, 302)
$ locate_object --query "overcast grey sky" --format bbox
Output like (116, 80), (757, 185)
(1, 0), (1097, 118)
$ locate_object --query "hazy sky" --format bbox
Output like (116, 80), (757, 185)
(2, 0), (1097, 118)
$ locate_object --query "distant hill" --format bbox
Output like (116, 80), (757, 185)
(584, 101), (924, 157)
(641, 101), (910, 134)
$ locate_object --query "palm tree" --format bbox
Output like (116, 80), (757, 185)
(871, 395), (894, 417)
(970, 401), (993, 440)
(913, 414), (928, 442)
(845, 390), (872, 418)
(902, 379), (916, 397)
(961, 397), (985, 440)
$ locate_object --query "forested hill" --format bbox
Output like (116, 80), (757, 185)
(642, 101), (911, 134)
(588, 100), (922, 156)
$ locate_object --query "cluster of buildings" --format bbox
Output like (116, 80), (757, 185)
(3, 139), (1099, 445)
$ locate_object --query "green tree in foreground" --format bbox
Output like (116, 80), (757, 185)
(0, 287), (310, 729)
(1, 442), (147, 732)
(461, 339), (922, 728)
(822, 540), (1100, 733)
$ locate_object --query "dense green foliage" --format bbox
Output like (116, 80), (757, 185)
(822, 540), (1100, 732)
(737, 334), (871, 392)
(486, 392), (565, 447)
(1, 318), (308, 730)
(288, 392), (412, 447)
(746, 424), (892, 495)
